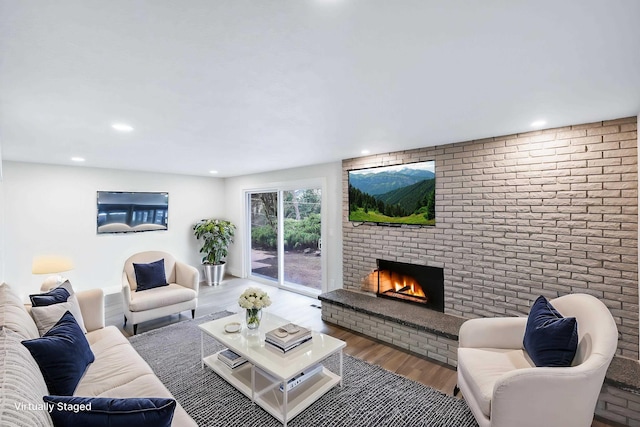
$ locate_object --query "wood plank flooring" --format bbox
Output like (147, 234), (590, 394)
(106, 277), (614, 427)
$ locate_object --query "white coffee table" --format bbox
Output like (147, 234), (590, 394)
(199, 312), (346, 426)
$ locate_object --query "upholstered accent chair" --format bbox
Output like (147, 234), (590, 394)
(456, 293), (618, 427)
(122, 251), (199, 334)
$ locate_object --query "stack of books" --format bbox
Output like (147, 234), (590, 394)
(265, 323), (312, 353)
(217, 349), (247, 369)
(279, 364), (323, 392)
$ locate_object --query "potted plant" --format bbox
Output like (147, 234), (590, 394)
(193, 218), (236, 285)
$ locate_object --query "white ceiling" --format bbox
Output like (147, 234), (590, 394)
(1, 1), (639, 178)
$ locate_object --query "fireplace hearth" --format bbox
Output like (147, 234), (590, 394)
(376, 259), (444, 312)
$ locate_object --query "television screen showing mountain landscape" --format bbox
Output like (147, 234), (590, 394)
(348, 161), (436, 225)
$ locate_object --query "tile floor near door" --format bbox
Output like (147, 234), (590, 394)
(106, 277), (615, 427)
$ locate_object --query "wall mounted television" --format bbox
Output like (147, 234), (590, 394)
(97, 191), (168, 234)
(348, 160), (435, 226)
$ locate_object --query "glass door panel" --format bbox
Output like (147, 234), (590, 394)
(250, 192), (279, 282)
(283, 189), (322, 291)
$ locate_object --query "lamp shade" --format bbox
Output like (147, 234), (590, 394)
(32, 256), (74, 275)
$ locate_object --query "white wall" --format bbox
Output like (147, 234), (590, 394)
(0, 147), (4, 282)
(224, 162), (343, 292)
(0, 178), (4, 282)
(2, 161), (224, 298)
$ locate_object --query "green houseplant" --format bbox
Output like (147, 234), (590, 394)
(193, 218), (236, 285)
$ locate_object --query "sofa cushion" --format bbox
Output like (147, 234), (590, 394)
(43, 396), (175, 427)
(84, 324), (131, 348)
(457, 347), (534, 418)
(133, 259), (168, 292)
(22, 311), (95, 396)
(0, 283), (40, 340)
(75, 332), (154, 397)
(523, 295), (578, 367)
(95, 374), (196, 427)
(0, 328), (53, 427)
(29, 282), (72, 306)
(128, 284), (197, 312)
(30, 294), (87, 335)
(78, 326), (198, 426)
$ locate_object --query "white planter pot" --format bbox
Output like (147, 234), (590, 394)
(203, 262), (225, 286)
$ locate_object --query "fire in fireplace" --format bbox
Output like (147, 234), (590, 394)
(376, 259), (444, 312)
(378, 270), (427, 303)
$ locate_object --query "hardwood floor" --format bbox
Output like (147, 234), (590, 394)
(106, 277), (615, 427)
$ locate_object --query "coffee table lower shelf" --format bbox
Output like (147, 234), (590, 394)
(203, 353), (341, 424)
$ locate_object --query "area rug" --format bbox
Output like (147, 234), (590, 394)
(129, 312), (478, 427)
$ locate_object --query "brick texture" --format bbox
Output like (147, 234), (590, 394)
(321, 302), (459, 366)
(597, 384), (640, 426)
(342, 117), (639, 358)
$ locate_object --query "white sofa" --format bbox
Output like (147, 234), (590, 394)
(456, 293), (618, 427)
(0, 282), (197, 427)
(122, 251), (199, 335)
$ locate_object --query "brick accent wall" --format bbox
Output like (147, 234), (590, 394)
(343, 117), (639, 358)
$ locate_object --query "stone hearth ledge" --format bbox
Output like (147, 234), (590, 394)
(318, 289), (464, 341)
(606, 356), (640, 392)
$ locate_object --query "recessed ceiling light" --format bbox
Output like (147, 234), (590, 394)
(531, 120), (547, 128)
(71, 157), (85, 162)
(209, 170), (219, 174)
(361, 149), (370, 155)
(112, 123), (134, 132)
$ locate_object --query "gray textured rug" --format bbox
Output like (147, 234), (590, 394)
(129, 312), (478, 427)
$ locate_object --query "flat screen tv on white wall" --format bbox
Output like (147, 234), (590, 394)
(97, 191), (168, 234)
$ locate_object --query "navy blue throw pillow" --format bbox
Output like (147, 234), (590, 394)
(133, 259), (168, 291)
(523, 295), (578, 367)
(30, 287), (71, 306)
(43, 396), (176, 427)
(22, 311), (95, 395)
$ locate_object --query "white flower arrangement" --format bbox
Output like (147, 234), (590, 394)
(238, 287), (272, 310)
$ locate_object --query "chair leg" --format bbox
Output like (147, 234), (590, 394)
(453, 384), (460, 396)
(123, 315), (127, 326)
(133, 324), (138, 335)
(192, 309), (196, 319)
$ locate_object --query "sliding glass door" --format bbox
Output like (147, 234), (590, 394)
(249, 192), (279, 282)
(282, 189), (322, 291)
(247, 186), (323, 294)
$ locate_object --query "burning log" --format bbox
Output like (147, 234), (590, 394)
(382, 289), (429, 304)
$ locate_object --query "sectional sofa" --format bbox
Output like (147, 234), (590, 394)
(0, 282), (196, 426)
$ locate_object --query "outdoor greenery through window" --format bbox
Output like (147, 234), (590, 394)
(250, 188), (322, 291)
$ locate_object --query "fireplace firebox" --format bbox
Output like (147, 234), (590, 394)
(376, 259), (444, 312)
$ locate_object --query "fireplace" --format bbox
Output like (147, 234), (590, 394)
(376, 259), (444, 312)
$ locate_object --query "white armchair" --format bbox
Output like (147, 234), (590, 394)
(122, 251), (199, 334)
(456, 293), (618, 427)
